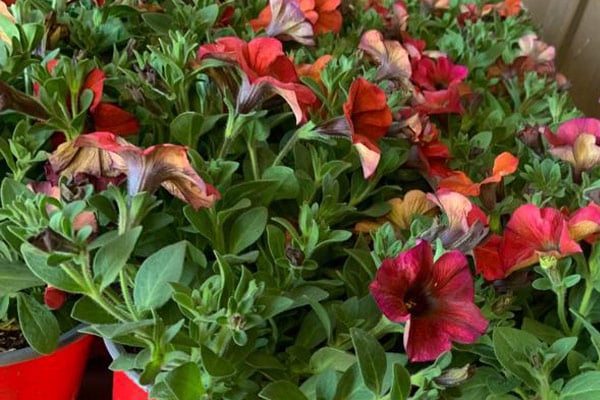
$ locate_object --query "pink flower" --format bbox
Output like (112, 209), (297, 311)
(250, 0), (314, 45)
(359, 30), (412, 81)
(568, 203), (600, 243)
(74, 132), (220, 210)
(370, 241), (488, 362)
(545, 118), (600, 175)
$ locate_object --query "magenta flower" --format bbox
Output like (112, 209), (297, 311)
(369, 240), (488, 362)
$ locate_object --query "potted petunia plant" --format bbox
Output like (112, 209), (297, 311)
(5, 0), (600, 399)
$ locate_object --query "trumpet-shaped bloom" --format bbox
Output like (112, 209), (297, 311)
(74, 132), (220, 210)
(481, 0), (521, 18)
(359, 30), (412, 81)
(198, 36), (316, 124)
(250, 0), (314, 45)
(412, 56), (468, 92)
(545, 118), (600, 175)
(370, 240), (488, 362)
(474, 204), (582, 280)
(343, 77), (392, 178)
(251, 0), (342, 38)
(0, 1), (15, 45)
(519, 34), (555, 63)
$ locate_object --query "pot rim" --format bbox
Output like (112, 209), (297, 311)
(103, 338), (150, 392)
(0, 323), (88, 366)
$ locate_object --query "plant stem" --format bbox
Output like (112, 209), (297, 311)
(555, 285), (571, 335)
(120, 269), (139, 320)
(246, 137), (260, 180)
(272, 130), (299, 167)
(571, 279), (594, 335)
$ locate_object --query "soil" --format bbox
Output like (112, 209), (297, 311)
(0, 329), (27, 353)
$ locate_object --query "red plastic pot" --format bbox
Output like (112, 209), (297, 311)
(0, 326), (93, 400)
(104, 339), (153, 400)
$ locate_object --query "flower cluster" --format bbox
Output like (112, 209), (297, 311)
(2, 0), (600, 398)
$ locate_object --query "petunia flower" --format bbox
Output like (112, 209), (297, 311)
(370, 240), (488, 362)
(74, 132), (220, 210)
(343, 77), (393, 178)
(424, 190), (489, 251)
(438, 152), (519, 196)
(544, 118), (600, 176)
(34, 61), (139, 139)
(412, 56), (468, 92)
(0, 1), (15, 45)
(355, 190), (437, 233)
(518, 33), (555, 64)
(198, 36), (317, 124)
(474, 204), (582, 280)
(398, 113), (452, 178)
(359, 30), (412, 82)
(250, 0), (314, 45)
(481, 0), (521, 18)
(295, 54), (332, 85)
(251, 0), (342, 41)
(568, 203), (600, 243)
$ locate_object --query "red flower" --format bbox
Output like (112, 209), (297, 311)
(198, 37), (316, 124)
(359, 30), (412, 81)
(474, 204), (582, 280)
(401, 113), (452, 178)
(75, 132), (220, 210)
(370, 241), (488, 362)
(343, 77), (392, 178)
(35, 61), (139, 138)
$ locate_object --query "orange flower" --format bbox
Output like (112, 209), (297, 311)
(343, 77), (392, 178)
(74, 132), (220, 210)
(438, 152), (519, 196)
(295, 54), (332, 84)
(481, 0), (521, 18)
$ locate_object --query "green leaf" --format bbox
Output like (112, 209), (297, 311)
(493, 327), (541, 390)
(545, 337), (577, 372)
(81, 320), (154, 339)
(0, 260), (43, 295)
(228, 207), (268, 254)
(93, 227), (142, 290)
(1, 178), (31, 206)
(133, 241), (187, 312)
(16, 292), (60, 354)
(350, 327), (386, 396)
(71, 296), (117, 324)
(560, 372), (600, 400)
(200, 345), (235, 377)
(20, 242), (82, 292)
(310, 347), (356, 374)
(390, 364), (411, 400)
(262, 166), (300, 200)
(170, 112), (204, 147)
(260, 381), (308, 400)
(141, 13), (174, 34)
(150, 362), (205, 400)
